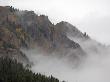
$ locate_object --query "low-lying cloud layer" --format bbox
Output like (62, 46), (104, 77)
(23, 40), (110, 82)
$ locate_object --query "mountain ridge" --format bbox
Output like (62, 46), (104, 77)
(0, 6), (91, 65)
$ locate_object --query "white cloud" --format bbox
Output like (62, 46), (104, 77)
(0, 0), (10, 6)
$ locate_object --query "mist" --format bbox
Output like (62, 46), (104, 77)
(22, 39), (110, 82)
(3, 0), (110, 81)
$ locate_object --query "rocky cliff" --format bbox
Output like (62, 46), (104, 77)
(0, 6), (86, 65)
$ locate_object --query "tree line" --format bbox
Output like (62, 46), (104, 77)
(0, 57), (62, 82)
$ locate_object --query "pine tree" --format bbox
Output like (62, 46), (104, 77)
(0, 57), (62, 82)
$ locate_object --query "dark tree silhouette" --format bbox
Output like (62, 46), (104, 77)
(0, 57), (61, 82)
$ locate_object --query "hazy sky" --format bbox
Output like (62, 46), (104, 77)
(1, 0), (110, 45)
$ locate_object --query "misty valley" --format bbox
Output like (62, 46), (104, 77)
(0, 6), (110, 82)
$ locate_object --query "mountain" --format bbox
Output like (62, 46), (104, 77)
(1, 5), (107, 65)
(0, 6), (108, 67)
(56, 21), (107, 55)
(0, 6), (87, 66)
(0, 5), (110, 82)
(55, 21), (89, 39)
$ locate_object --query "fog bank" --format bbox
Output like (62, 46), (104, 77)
(23, 45), (110, 82)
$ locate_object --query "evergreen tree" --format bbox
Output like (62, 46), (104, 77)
(0, 57), (62, 82)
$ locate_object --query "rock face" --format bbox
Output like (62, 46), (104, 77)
(0, 26), (29, 64)
(55, 21), (89, 39)
(0, 6), (86, 65)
